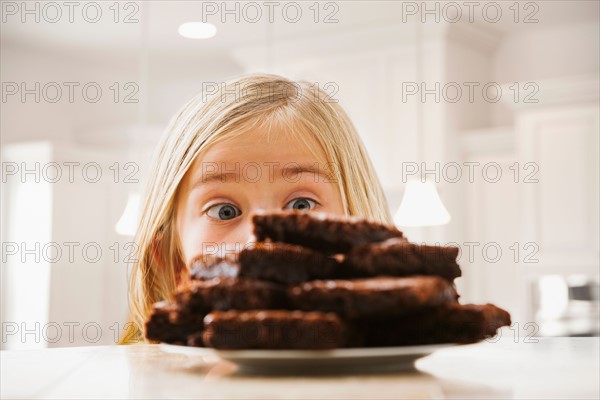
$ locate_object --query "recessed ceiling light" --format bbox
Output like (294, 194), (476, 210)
(178, 22), (217, 39)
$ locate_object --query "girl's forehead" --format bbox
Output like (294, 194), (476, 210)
(179, 128), (337, 192)
(199, 127), (329, 166)
(175, 126), (333, 194)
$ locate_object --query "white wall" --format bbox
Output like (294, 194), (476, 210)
(1, 42), (244, 148)
(493, 22), (599, 83)
(492, 21), (600, 126)
(0, 41), (138, 145)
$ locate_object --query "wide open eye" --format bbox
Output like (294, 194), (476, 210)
(206, 203), (242, 220)
(283, 198), (317, 211)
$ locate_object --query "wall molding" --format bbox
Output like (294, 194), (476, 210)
(500, 75), (600, 111)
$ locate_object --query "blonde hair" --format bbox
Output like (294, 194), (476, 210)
(120, 73), (392, 344)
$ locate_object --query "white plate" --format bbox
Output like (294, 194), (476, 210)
(160, 343), (456, 373)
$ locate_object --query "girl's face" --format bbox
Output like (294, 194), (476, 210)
(175, 128), (345, 266)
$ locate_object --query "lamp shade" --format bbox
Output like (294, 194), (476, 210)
(115, 192), (141, 236)
(394, 179), (451, 227)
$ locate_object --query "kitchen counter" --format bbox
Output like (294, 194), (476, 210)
(2, 337), (598, 399)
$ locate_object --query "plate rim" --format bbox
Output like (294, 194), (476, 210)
(159, 342), (457, 360)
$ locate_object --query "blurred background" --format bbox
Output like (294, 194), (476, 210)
(1, 0), (598, 349)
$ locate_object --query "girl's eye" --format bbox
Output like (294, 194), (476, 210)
(206, 203), (241, 220)
(284, 198), (317, 211)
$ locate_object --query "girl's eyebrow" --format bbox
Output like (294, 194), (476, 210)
(191, 163), (334, 188)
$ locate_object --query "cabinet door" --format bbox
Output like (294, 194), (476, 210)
(518, 104), (599, 268)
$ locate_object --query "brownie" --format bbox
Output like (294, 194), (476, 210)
(189, 254), (240, 280)
(288, 276), (458, 319)
(202, 310), (346, 349)
(147, 211), (511, 351)
(252, 211), (406, 254)
(145, 301), (204, 345)
(355, 303), (512, 346)
(344, 238), (461, 281)
(189, 243), (344, 284)
(238, 243), (343, 284)
(187, 331), (205, 347)
(175, 277), (288, 313)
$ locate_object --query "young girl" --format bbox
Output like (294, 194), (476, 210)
(120, 73), (392, 344)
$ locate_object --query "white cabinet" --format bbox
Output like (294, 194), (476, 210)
(516, 98), (600, 327)
(462, 77), (600, 328)
(518, 104), (599, 265)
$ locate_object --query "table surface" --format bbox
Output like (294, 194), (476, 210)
(2, 337), (599, 399)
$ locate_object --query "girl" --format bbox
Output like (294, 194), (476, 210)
(121, 73), (392, 344)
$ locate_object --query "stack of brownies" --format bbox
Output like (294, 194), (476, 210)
(145, 211), (511, 349)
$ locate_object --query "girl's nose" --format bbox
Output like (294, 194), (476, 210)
(238, 215), (258, 250)
(243, 233), (257, 249)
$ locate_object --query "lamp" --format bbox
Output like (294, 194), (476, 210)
(115, 193), (141, 236)
(394, 22), (451, 228)
(394, 179), (450, 227)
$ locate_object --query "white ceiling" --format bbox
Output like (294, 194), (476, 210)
(1, 1), (598, 57)
(1, 1), (401, 53)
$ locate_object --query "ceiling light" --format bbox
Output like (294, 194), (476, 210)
(178, 22), (217, 39)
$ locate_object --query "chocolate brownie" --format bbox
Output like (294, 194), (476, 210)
(189, 243), (343, 284)
(355, 303), (511, 346)
(344, 238), (461, 281)
(175, 277), (287, 313)
(187, 331), (205, 347)
(202, 310), (346, 349)
(145, 301), (204, 345)
(288, 276), (458, 319)
(239, 243), (342, 284)
(188, 254), (240, 280)
(252, 211), (406, 254)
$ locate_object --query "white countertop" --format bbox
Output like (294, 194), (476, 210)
(2, 337), (598, 399)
